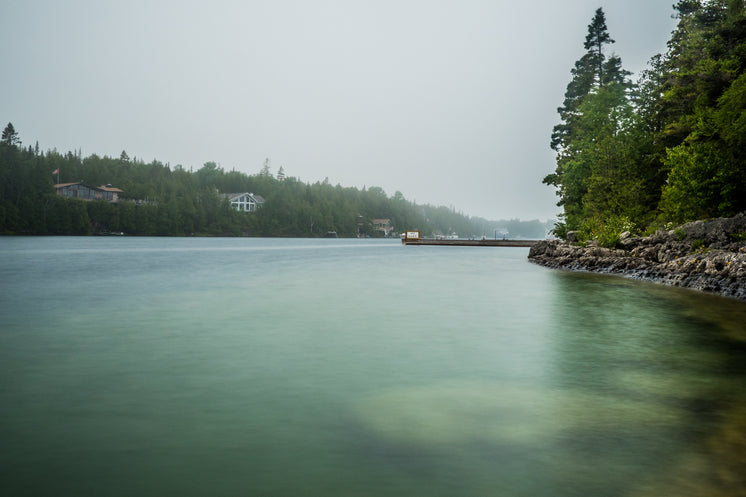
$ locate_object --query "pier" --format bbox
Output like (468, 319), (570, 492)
(401, 237), (539, 247)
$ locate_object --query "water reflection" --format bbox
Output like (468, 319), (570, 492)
(547, 271), (746, 497)
(342, 267), (746, 497)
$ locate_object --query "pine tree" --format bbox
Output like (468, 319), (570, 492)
(585, 8), (615, 87)
(260, 158), (272, 177)
(550, 8), (619, 155)
(544, 8), (635, 236)
(1, 123), (20, 147)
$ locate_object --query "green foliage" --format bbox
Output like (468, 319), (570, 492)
(584, 8), (616, 85)
(659, 142), (724, 222)
(547, 2), (746, 235)
(546, 8), (644, 234)
(2, 123), (20, 147)
(578, 215), (635, 248)
(550, 219), (569, 240)
(660, 71), (746, 222)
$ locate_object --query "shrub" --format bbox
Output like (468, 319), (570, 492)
(580, 215), (636, 248)
(551, 221), (569, 240)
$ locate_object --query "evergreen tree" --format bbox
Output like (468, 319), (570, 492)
(585, 8), (615, 87)
(545, 8), (632, 234)
(1, 123), (20, 147)
(260, 158), (272, 177)
(543, 0), (746, 242)
(658, 0), (746, 222)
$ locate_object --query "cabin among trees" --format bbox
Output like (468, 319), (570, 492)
(55, 182), (123, 202)
(371, 218), (394, 237)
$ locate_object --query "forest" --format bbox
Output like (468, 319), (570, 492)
(545, 0), (746, 246)
(0, 126), (551, 238)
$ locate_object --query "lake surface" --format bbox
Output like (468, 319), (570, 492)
(1, 237), (745, 496)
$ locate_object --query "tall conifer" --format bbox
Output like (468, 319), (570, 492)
(545, 8), (634, 235)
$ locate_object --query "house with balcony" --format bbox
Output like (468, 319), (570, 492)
(372, 218), (394, 237)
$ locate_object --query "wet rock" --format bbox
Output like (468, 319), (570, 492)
(528, 214), (746, 301)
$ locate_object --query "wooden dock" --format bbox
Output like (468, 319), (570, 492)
(402, 238), (539, 247)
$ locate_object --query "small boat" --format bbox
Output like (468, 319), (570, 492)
(324, 231), (338, 238)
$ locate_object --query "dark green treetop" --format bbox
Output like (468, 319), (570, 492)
(584, 7), (615, 86)
(2, 122), (20, 147)
(545, 8), (640, 238)
(550, 8), (623, 154)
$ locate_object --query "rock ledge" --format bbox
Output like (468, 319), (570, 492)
(528, 213), (746, 300)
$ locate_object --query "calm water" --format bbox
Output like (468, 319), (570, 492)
(1, 237), (745, 497)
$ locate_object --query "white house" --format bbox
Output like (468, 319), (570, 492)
(222, 192), (265, 212)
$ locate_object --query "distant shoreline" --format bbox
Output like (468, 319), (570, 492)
(528, 214), (746, 301)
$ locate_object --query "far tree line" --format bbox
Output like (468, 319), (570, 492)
(0, 124), (551, 238)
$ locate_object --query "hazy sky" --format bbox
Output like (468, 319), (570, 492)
(1, 1), (677, 220)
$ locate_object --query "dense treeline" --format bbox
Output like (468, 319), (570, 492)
(545, 1), (746, 246)
(0, 127), (551, 238)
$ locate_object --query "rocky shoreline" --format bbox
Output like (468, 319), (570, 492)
(528, 213), (746, 301)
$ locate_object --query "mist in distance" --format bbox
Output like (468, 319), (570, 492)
(0, 1), (677, 221)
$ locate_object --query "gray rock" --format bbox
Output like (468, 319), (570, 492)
(528, 213), (746, 301)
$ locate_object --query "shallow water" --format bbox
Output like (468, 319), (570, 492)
(1, 237), (745, 496)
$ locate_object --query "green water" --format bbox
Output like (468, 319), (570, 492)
(1, 237), (745, 496)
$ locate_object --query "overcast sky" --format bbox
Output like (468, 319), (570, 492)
(1, 1), (677, 220)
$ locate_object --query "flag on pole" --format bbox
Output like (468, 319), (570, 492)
(52, 169), (59, 175)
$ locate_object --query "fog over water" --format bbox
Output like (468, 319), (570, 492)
(1, 1), (678, 220)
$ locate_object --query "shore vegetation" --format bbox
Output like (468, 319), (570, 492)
(545, 2), (746, 247)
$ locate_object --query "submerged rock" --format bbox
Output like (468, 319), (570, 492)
(351, 382), (684, 449)
(528, 214), (746, 301)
